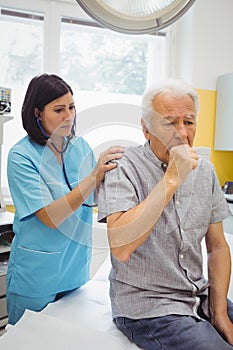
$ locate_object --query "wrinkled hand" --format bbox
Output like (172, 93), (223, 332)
(213, 315), (233, 345)
(92, 146), (124, 185)
(166, 144), (198, 186)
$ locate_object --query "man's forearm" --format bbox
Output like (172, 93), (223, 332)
(107, 175), (178, 261)
(208, 245), (231, 320)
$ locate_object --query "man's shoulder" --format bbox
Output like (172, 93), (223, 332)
(117, 143), (147, 164)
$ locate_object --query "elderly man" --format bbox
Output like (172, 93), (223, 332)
(98, 79), (233, 349)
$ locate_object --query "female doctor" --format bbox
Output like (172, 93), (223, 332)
(6, 73), (124, 325)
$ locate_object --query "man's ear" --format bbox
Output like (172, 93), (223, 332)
(141, 118), (150, 140)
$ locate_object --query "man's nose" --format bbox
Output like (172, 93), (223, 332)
(175, 123), (188, 140)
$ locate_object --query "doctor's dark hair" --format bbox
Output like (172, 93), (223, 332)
(22, 73), (74, 145)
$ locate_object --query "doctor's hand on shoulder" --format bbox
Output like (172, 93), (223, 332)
(91, 146), (125, 185)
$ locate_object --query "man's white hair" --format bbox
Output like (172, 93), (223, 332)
(141, 79), (199, 130)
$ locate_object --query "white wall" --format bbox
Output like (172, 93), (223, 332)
(173, 0), (233, 89)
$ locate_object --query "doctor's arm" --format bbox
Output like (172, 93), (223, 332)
(206, 221), (233, 345)
(35, 146), (124, 228)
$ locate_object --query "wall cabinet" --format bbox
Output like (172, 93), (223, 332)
(214, 72), (233, 151)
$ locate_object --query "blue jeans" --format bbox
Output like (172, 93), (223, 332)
(114, 300), (233, 350)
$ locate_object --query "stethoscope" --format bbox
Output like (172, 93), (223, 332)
(36, 116), (97, 208)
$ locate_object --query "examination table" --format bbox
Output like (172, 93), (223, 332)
(1, 231), (233, 350)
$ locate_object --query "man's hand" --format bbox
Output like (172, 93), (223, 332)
(166, 144), (198, 186)
(213, 315), (233, 345)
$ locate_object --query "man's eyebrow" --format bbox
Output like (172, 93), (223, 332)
(164, 115), (195, 120)
(184, 115), (196, 121)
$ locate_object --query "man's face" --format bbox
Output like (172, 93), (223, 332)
(143, 92), (197, 163)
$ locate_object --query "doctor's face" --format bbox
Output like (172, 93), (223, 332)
(143, 92), (196, 163)
(38, 92), (75, 138)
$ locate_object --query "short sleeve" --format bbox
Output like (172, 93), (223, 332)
(97, 162), (139, 222)
(7, 148), (53, 221)
(209, 163), (231, 224)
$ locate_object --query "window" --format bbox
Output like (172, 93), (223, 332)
(0, 7), (44, 198)
(0, 8), (43, 86)
(60, 18), (166, 96)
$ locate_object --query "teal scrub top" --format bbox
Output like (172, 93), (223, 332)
(7, 136), (96, 298)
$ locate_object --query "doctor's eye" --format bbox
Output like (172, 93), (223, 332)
(54, 107), (64, 113)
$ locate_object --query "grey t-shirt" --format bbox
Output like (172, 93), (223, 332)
(98, 142), (230, 319)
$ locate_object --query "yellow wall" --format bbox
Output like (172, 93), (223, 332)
(194, 89), (233, 186)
